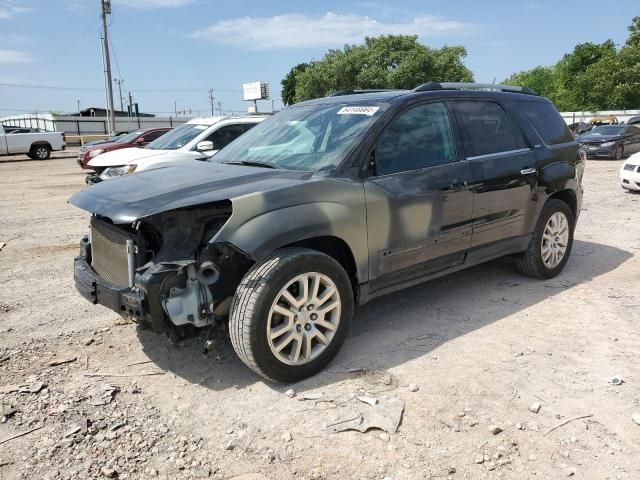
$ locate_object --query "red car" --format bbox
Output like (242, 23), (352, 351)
(77, 127), (171, 169)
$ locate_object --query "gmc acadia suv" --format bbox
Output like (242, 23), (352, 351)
(70, 82), (585, 382)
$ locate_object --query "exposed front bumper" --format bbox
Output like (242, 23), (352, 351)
(85, 173), (102, 185)
(74, 255), (145, 319)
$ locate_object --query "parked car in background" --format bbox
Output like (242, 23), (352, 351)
(568, 121), (592, 136)
(85, 116), (264, 183)
(590, 115), (618, 126)
(626, 116), (640, 125)
(620, 152), (640, 191)
(82, 131), (130, 148)
(577, 124), (640, 159)
(0, 124), (65, 159)
(70, 82), (584, 382)
(77, 127), (171, 169)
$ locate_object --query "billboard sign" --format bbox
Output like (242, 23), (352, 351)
(243, 81), (269, 101)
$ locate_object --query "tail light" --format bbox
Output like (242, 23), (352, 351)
(61, 132), (66, 142)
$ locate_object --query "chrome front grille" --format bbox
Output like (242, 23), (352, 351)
(90, 218), (134, 286)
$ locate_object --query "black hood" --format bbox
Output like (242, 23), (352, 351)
(69, 160), (313, 224)
(578, 134), (621, 143)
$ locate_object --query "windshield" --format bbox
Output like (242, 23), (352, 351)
(114, 130), (145, 144)
(214, 103), (384, 171)
(589, 126), (625, 135)
(145, 123), (208, 150)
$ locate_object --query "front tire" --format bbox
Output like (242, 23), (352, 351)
(229, 247), (354, 382)
(515, 199), (574, 279)
(614, 145), (623, 160)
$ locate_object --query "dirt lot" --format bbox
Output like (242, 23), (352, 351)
(0, 157), (639, 480)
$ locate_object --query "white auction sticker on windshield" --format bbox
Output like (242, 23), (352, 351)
(337, 106), (380, 116)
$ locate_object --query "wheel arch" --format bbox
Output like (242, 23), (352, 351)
(30, 141), (52, 150)
(283, 235), (359, 302)
(548, 189), (578, 221)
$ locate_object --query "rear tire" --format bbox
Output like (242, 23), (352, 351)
(31, 144), (51, 160)
(229, 247), (353, 382)
(515, 199), (574, 279)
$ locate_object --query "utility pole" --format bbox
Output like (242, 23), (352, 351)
(114, 78), (124, 112)
(217, 101), (222, 116)
(174, 100), (178, 117)
(76, 100), (80, 114)
(100, 0), (115, 135)
(208, 89), (215, 116)
(127, 91), (133, 129)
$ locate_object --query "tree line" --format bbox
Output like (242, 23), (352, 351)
(281, 17), (640, 111)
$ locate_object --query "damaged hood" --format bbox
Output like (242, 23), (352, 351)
(69, 160), (313, 224)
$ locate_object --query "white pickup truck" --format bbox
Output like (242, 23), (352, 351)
(0, 125), (66, 159)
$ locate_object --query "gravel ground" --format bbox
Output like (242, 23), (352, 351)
(0, 157), (639, 480)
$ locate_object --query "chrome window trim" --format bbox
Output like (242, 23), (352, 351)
(466, 148), (531, 161)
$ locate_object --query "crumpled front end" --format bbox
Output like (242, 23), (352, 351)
(73, 201), (253, 336)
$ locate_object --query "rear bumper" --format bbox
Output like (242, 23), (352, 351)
(74, 255), (145, 319)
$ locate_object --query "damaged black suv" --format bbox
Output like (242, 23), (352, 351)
(71, 82), (584, 382)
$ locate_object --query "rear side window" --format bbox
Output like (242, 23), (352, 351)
(521, 101), (573, 145)
(141, 130), (168, 142)
(205, 124), (244, 150)
(452, 100), (519, 157)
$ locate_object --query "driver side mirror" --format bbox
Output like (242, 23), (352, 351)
(196, 140), (215, 152)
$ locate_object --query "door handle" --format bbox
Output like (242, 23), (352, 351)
(447, 179), (468, 191)
(520, 167), (537, 175)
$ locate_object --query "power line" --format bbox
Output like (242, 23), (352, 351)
(0, 82), (243, 94)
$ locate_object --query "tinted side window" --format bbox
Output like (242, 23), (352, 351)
(453, 100), (519, 157)
(242, 123), (257, 133)
(520, 101), (573, 145)
(205, 124), (244, 149)
(142, 130), (167, 142)
(376, 102), (456, 175)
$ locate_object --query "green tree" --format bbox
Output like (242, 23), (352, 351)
(505, 66), (557, 102)
(504, 18), (640, 111)
(283, 35), (473, 103)
(280, 63), (309, 106)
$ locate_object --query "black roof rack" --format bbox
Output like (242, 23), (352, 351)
(330, 89), (402, 97)
(413, 82), (538, 96)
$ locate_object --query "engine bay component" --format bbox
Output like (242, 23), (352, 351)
(197, 261), (220, 285)
(163, 264), (213, 328)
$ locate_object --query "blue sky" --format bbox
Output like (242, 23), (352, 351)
(0, 0), (638, 117)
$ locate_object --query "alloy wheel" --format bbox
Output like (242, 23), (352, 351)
(35, 147), (48, 159)
(267, 272), (341, 366)
(615, 146), (623, 160)
(541, 212), (569, 269)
